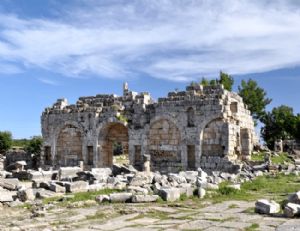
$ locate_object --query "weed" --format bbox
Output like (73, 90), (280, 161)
(245, 223), (259, 231)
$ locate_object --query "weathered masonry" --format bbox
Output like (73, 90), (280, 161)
(41, 83), (257, 173)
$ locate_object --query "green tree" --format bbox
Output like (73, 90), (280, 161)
(25, 136), (43, 155)
(219, 71), (234, 91)
(261, 105), (296, 149)
(294, 114), (300, 140)
(200, 77), (209, 86)
(0, 131), (13, 154)
(238, 79), (272, 124)
(209, 79), (217, 86)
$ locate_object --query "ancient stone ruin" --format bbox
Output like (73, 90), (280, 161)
(41, 83), (257, 173)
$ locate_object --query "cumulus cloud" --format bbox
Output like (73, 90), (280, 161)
(0, 0), (300, 81)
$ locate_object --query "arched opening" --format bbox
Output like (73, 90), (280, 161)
(187, 107), (195, 127)
(202, 119), (225, 157)
(99, 123), (129, 167)
(56, 124), (83, 166)
(148, 119), (181, 172)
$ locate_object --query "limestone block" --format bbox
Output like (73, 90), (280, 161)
(179, 171), (198, 184)
(35, 189), (59, 199)
(49, 182), (66, 193)
(284, 203), (300, 218)
(0, 190), (14, 202)
(168, 173), (187, 184)
(58, 167), (82, 180)
(127, 186), (148, 195)
(65, 181), (88, 193)
(132, 195), (159, 203)
(0, 178), (19, 190)
(159, 187), (181, 202)
(255, 199), (280, 214)
(95, 195), (110, 203)
(109, 192), (133, 203)
(288, 191), (300, 204)
(178, 184), (194, 197)
(17, 188), (35, 202)
(129, 172), (153, 186)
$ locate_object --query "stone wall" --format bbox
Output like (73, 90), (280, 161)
(41, 83), (258, 173)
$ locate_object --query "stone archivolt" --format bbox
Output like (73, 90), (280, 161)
(41, 83), (258, 173)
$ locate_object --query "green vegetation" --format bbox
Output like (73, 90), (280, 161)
(85, 211), (107, 220)
(261, 105), (300, 149)
(116, 114), (128, 123)
(238, 78), (272, 124)
(208, 173), (300, 203)
(251, 152), (292, 164)
(0, 131), (12, 153)
(245, 223), (259, 231)
(199, 71), (234, 91)
(25, 136), (42, 154)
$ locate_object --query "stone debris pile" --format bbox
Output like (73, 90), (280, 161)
(0, 164), (243, 206)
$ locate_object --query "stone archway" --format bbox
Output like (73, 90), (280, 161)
(56, 124), (83, 166)
(98, 123), (129, 167)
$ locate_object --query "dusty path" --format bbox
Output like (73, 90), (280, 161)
(0, 200), (299, 231)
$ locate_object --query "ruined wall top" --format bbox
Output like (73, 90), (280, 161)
(42, 83), (248, 116)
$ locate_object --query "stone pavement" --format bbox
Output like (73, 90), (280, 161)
(0, 200), (299, 231)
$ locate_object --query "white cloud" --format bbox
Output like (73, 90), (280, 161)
(0, 0), (300, 81)
(38, 78), (59, 86)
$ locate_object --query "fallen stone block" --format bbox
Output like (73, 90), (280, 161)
(288, 191), (300, 204)
(88, 183), (106, 192)
(255, 199), (280, 214)
(0, 191), (14, 202)
(109, 192), (133, 203)
(127, 186), (148, 195)
(95, 195), (110, 203)
(284, 202), (300, 218)
(179, 171), (198, 183)
(129, 172), (153, 186)
(65, 181), (88, 193)
(49, 182), (65, 193)
(178, 184), (194, 197)
(17, 188), (35, 202)
(58, 167), (82, 180)
(132, 195), (159, 203)
(0, 178), (19, 190)
(91, 168), (112, 183)
(159, 187), (181, 202)
(35, 189), (59, 199)
(168, 173), (187, 184)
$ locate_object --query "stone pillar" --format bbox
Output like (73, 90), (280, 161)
(79, 161), (84, 171)
(143, 154), (151, 175)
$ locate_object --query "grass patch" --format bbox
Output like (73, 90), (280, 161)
(251, 152), (292, 164)
(251, 152), (265, 162)
(228, 204), (239, 209)
(245, 223), (259, 231)
(209, 173), (300, 203)
(271, 152), (293, 164)
(206, 217), (235, 222)
(86, 211), (107, 220)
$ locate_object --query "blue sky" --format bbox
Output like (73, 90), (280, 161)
(0, 0), (300, 139)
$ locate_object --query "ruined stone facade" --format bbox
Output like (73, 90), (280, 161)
(41, 83), (257, 173)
